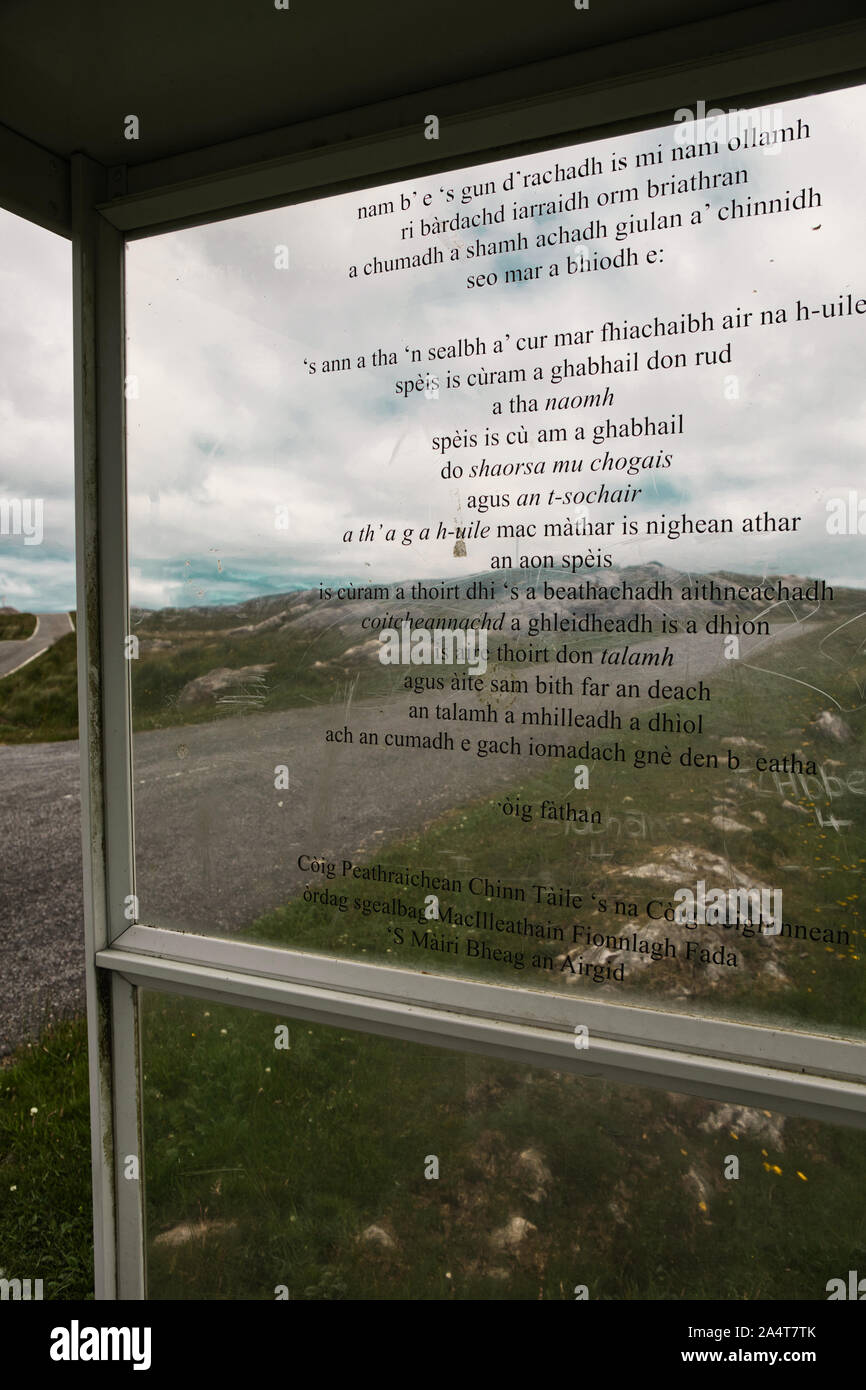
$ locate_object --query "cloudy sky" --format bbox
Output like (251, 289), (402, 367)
(1, 81), (864, 612)
(0, 210), (72, 610)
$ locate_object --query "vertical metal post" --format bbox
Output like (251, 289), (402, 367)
(72, 153), (145, 1299)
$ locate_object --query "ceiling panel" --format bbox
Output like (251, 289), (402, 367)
(0, 0), (783, 167)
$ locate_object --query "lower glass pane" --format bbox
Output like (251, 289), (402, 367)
(141, 990), (866, 1300)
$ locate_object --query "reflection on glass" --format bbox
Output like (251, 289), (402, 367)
(126, 83), (865, 1040)
(141, 992), (866, 1300)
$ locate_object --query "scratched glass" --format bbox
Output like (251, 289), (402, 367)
(125, 82), (866, 1041)
(141, 991), (866, 1300)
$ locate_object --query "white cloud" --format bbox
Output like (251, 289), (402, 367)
(2, 84), (865, 611)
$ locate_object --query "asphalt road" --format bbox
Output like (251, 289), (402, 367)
(0, 612), (73, 678)
(0, 619), (813, 1053)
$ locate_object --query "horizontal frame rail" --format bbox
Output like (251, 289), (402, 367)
(99, 928), (866, 1128)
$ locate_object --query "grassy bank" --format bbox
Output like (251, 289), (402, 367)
(0, 613), (36, 640)
(0, 1017), (93, 1300)
(0, 632), (79, 743)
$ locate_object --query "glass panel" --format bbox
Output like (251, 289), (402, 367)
(141, 990), (866, 1300)
(126, 83), (866, 1039)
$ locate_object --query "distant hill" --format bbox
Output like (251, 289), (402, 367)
(2, 565), (861, 744)
(130, 562), (851, 641)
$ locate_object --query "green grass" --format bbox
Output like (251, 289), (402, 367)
(0, 612), (36, 640)
(0, 1018), (94, 1300)
(128, 622), (374, 733)
(0, 632), (80, 743)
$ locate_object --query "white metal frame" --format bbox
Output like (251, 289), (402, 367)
(103, 926), (866, 1121)
(68, 19), (866, 1298)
